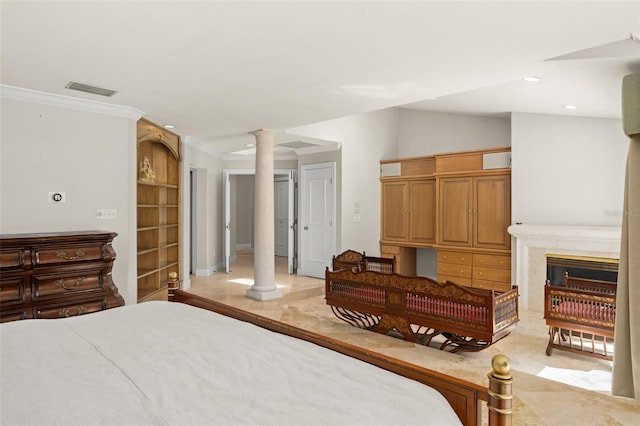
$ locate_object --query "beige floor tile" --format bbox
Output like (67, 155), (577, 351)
(186, 252), (639, 425)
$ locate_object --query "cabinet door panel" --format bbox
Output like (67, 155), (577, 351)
(473, 175), (511, 250)
(438, 178), (472, 246)
(409, 180), (436, 243)
(381, 181), (408, 241)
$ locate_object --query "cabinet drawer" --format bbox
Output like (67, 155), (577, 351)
(34, 245), (102, 266)
(0, 249), (29, 270)
(1, 308), (31, 322)
(437, 263), (472, 278)
(472, 279), (511, 292)
(380, 245), (401, 255)
(472, 267), (511, 283)
(473, 254), (510, 270)
(32, 270), (103, 300)
(35, 298), (107, 319)
(437, 251), (472, 265)
(0, 276), (27, 304)
(438, 274), (471, 287)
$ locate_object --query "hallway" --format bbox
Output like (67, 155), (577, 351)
(186, 251), (638, 425)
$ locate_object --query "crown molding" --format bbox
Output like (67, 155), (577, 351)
(0, 85), (144, 120)
(184, 135), (223, 159)
(294, 142), (341, 156)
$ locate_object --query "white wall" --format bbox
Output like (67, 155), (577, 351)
(289, 108), (399, 255)
(0, 98), (138, 304)
(182, 142), (223, 281)
(511, 113), (628, 227)
(397, 109), (511, 157)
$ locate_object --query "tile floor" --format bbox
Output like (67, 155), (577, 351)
(186, 252), (639, 425)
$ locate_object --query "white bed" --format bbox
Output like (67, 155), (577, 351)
(1, 301), (463, 426)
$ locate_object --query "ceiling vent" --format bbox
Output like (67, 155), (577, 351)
(279, 141), (317, 149)
(65, 81), (117, 97)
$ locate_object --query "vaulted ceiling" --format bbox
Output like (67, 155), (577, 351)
(2, 1), (639, 155)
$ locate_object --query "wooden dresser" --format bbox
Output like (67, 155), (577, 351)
(0, 231), (125, 322)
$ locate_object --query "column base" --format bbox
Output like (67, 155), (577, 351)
(246, 286), (282, 301)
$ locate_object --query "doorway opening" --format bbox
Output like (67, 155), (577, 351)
(222, 169), (297, 274)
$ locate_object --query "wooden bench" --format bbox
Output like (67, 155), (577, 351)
(325, 268), (519, 352)
(332, 249), (396, 273)
(544, 273), (616, 360)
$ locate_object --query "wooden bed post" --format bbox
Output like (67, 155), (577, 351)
(168, 272), (180, 302)
(488, 354), (513, 426)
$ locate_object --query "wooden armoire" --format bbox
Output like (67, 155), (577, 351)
(380, 147), (512, 291)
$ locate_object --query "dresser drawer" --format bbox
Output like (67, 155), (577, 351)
(438, 274), (471, 287)
(437, 263), (472, 278)
(380, 245), (401, 255)
(472, 267), (511, 283)
(32, 269), (103, 300)
(473, 254), (510, 270)
(1, 308), (31, 322)
(437, 251), (472, 266)
(34, 298), (107, 319)
(472, 279), (512, 292)
(34, 245), (103, 266)
(0, 249), (30, 270)
(0, 276), (27, 304)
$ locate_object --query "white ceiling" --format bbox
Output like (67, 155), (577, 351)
(2, 1), (639, 155)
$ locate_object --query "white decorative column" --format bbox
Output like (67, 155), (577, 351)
(247, 129), (282, 300)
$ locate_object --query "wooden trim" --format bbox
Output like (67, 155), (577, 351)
(433, 168), (512, 178)
(434, 146), (511, 158)
(137, 118), (181, 160)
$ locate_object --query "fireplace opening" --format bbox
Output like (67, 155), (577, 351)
(546, 254), (618, 286)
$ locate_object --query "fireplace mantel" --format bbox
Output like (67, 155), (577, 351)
(507, 224), (621, 311)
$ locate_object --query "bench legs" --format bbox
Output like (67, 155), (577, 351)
(329, 306), (513, 353)
(330, 306), (379, 330)
(374, 314), (417, 343)
(546, 326), (613, 360)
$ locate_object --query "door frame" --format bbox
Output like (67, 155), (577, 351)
(222, 168), (297, 274)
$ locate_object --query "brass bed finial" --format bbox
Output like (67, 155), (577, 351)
(488, 354), (513, 426)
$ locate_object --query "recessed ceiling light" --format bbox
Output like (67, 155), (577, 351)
(523, 76), (542, 82)
(246, 143), (255, 147)
(563, 105), (578, 110)
(163, 124), (175, 129)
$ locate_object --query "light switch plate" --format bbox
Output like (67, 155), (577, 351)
(97, 209), (117, 220)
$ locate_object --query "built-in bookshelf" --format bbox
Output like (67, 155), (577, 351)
(136, 119), (181, 302)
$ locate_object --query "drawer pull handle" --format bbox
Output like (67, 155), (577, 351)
(55, 249), (86, 261)
(57, 305), (88, 318)
(55, 277), (84, 290)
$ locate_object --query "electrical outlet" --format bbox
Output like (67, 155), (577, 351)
(97, 209), (117, 220)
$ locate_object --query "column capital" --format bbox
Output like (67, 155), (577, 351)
(249, 128), (276, 137)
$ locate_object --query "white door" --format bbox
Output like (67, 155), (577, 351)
(300, 162), (335, 279)
(287, 170), (296, 274)
(223, 171), (231, 273)
(274, 179), (288, 257)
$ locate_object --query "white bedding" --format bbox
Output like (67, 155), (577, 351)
(0, 301), (462, 426)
